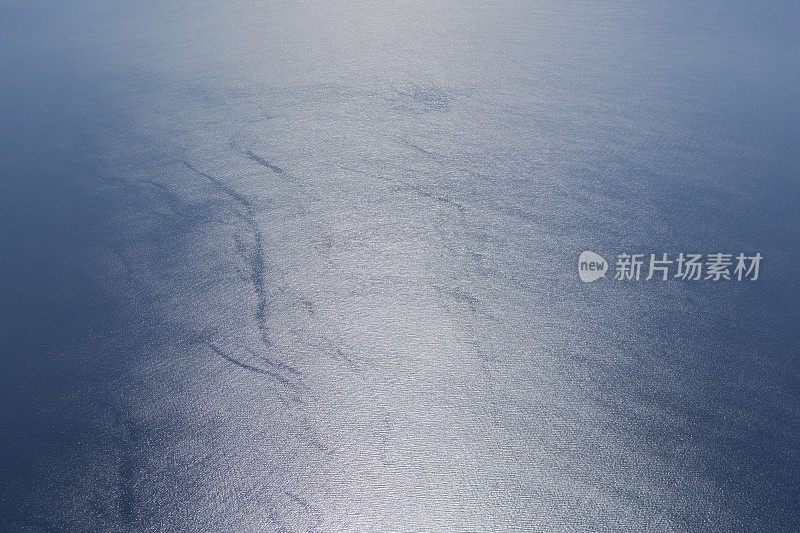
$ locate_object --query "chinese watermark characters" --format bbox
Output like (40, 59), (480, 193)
(578, 251), (762, 283)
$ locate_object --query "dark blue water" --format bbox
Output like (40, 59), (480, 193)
(1, 2), (799, 531)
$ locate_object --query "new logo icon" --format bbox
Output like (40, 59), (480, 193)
(578, 251), (608, 283)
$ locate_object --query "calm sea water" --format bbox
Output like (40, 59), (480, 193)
(1, 1), (799, 531)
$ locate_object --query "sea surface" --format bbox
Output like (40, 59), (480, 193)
(1, 1), (799, 531)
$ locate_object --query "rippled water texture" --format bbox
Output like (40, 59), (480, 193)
(1, 2), (799, 531)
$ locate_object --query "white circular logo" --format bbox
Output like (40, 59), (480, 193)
(578, 251), (608, 282)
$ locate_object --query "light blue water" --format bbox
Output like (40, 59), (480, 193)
(1, 2), (799, 531)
